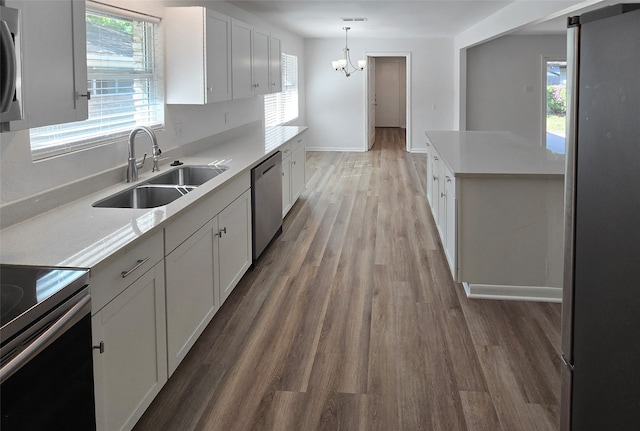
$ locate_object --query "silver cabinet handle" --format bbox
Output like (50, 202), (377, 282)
(121, 257), (149, 278)
(215, 227), (227, 237)
(93, 341), (105, 354)
(433, 175), (438, 181)
(79, 91), (91, 100)
(445, 176), (452, 183)
(434, 156), (439, 161)
(441, 192), (446, 198)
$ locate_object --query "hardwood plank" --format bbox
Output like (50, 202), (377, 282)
(459, 391), (503, 431)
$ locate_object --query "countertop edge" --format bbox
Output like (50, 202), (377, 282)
(0, 125), (308, 272)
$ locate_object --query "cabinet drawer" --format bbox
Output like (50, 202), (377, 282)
(90, 229), (164, 313)
(165, 171), (250, 254)
(279, 141), (293, 159)
(291, 135), (305, 152)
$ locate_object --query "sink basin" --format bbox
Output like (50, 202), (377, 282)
(92, 165), (229, 209)
(147, 165), (229, 186)
(92, 185), (196, 209)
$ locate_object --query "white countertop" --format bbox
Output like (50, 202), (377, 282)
(425, 131), (566, 177)
(0, 125), (307, 271)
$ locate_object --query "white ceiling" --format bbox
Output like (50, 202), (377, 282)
(227, 0), (517, 39)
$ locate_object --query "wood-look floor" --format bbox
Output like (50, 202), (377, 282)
(134, 128), (562, 431)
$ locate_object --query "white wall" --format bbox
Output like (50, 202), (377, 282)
(453, 0), (607, 129)
(0, 0), (305, 210)
(466, 34), (567, 145)
(305, 37), (453, 152)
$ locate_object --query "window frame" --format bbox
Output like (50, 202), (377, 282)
(264, 52), (299, 127)
(29, 3), (164, 161)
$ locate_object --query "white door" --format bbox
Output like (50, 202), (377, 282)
(367, 57), (376, 149)
(375, 60), (401, 127)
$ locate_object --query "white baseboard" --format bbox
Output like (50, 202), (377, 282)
(410, 148), (429, 154)
(462, 282), (562, 303)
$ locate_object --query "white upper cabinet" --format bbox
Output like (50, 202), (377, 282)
(252, 29), (270, 95)
(165, 7), (232, 104)
(231, 19), (282, 99)
(269, 35), (282, 93)
(231, 19), (254, 99)
(5, 0), (88, 131)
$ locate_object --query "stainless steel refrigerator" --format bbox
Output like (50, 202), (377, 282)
(561, 4), (640, 430)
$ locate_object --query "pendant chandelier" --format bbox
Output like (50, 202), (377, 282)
(331, 27), (366, 77)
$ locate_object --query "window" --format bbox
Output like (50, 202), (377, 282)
(544, 59), (567, 154)
(29, 5), (163, 160)
(264, 53), (298, 126)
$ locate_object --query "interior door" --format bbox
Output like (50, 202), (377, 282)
(367, 56), (376, 150)
(375, 59), (401, 127)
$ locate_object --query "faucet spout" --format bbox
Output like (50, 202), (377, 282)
(126, 126), (160, 182)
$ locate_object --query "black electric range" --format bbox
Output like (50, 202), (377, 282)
(0, 265), (89, 344)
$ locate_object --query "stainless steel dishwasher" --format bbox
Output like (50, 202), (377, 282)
(251, 151), (283, 261)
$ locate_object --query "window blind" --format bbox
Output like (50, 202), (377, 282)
(264, 53), (298, 126)
(29, 6), (163, 160)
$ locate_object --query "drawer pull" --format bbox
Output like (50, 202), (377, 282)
(121, 257), (150, 278)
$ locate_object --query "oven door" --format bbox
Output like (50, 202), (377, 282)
(0, 287), (96, 430)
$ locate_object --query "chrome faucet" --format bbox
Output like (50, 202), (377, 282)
(126, 126), (161, 182)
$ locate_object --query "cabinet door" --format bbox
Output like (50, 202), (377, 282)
(282, 155), (292, 217)
(425, 141), (433, 205)
(6, 0), (88, 130)
(205, 9), (232, 102)
(92, 263), (167, 431)
(291, 145), (306, 202)
(430, 154), (441, 224)
(231, 19), (254, 99)
(165, 219), (218, 376)
(252, 29), (270, 95)
(269, 35), (282, 93)
(217, 189), (252, 304)
(444, 172), (457, 278)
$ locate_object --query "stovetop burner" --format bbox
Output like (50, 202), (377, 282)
(0, 265), (89, 344)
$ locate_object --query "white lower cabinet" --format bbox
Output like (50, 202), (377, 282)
(442, 169), (457, 274)
(218, 189), (252, 304)
(281, 134), (306, 217)
(92, 262), (167, 431)
(426, 148), (457, 279)
(165, 181), (251, 376)
(281, 153), (292, 216)
(165, 219), (218, 376)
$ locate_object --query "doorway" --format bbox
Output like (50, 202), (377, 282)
(365, 52), (411, 152)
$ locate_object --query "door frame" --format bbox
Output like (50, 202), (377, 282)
(364, 51), (412, 152)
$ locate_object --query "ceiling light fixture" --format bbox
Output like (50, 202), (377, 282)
(331, 27), (366, 77)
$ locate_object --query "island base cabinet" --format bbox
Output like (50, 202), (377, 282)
(92, 263), (167, 431)
(165, 219), (218, 376)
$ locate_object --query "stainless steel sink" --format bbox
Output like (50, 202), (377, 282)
(92, 185), (196, 209)
(92, 165), (229, 209)
(146, 165), (229, 186)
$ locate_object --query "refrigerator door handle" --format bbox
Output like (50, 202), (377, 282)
(561, 354), (575, 372)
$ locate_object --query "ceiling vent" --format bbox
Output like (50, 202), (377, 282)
(341, 18), (367, 22)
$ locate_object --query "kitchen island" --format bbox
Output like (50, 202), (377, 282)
(425, 130), (565, 302)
